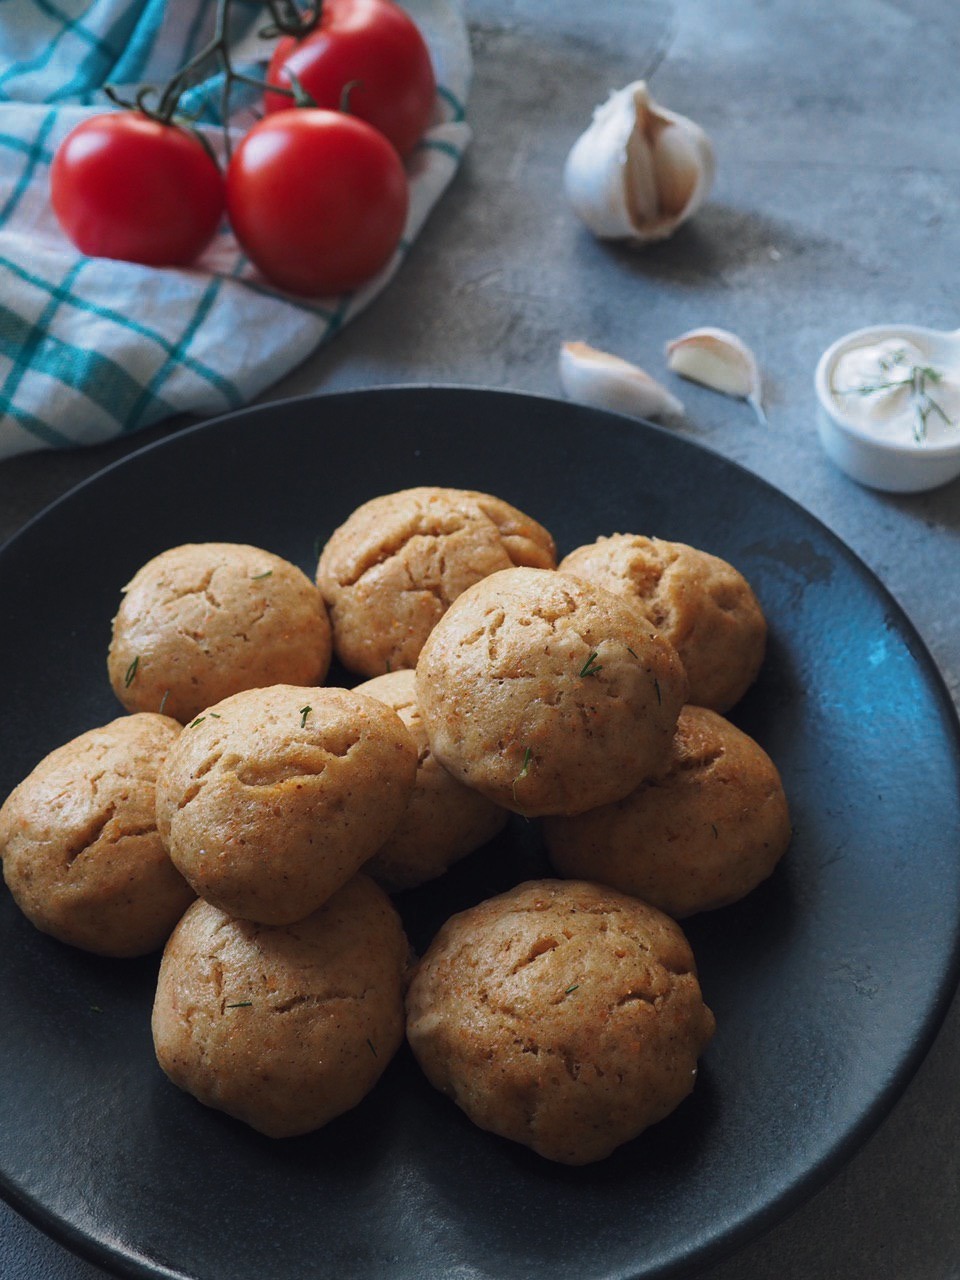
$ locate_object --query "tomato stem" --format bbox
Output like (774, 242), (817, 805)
(103, 0), (322, 164)
(259, 1), (324, 40)
(284, 70), (318, 108)
(338, 78), (364, 114)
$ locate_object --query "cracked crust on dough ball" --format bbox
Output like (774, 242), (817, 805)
(544, 706), (791, 917)
(152, 877), (409, 1137)
(0, 714), (194, 957)
(316, 487), (557, 677)
(559, 535), (766, 712)
(108, 542), (332, 724)
(415, 568), (687, 817)
(406, 879), (715, 1164)
(155, 685), (417, 925)
(354, 669), (509, 891)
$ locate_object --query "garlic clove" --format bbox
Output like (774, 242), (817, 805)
(665, 327), (766, 423)
(559, 340), (684, 421)
(564, 81), (714, 245)
(651, 122), (707, 218)
(564, 86), (647, 240)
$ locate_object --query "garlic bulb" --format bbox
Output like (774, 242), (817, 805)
(665, 327), (766, 423)
(559, 341), (684, 420)
(563, 81), (714, 245)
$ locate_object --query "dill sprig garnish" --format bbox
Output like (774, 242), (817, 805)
(225, 1001), (252, 1009)
(251, 569), (273, 580)
(300, 705), (312, 728)
(512, 746), (533, 804)
(124, 655), (139, 688)
(158, 689), (170, 716)
(565, 984), (579, 995)
(579, 652), (602, 678)
(190, 716), (206, 728)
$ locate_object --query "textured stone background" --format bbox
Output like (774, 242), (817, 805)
(2, 2), (959, 1276)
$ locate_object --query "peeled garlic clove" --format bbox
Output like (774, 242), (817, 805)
(559, 341), (684, 420)
(564, 81), (714, 245)
(665, 327), (766, 423)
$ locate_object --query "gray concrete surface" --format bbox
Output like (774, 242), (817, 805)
(2, 0), (960, 1276)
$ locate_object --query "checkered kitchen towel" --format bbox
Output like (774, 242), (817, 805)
(0, 0), (471, 459)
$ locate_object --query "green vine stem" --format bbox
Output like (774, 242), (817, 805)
(260, 0), (324, 39)
(104, 0), (324, 162)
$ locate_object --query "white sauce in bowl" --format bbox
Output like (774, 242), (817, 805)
(830, 337), (960, 447)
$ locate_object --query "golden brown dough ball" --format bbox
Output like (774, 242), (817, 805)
(415, 568), (687, 817)
(155, 685), (417, 925)
(152, 877), (409, 1138)
(354, 669), (509, 891)
(108, 542), (332, 724)
(544, 705), (791, 918)
(316, 487), (557, 677)
(559, 535), (766, 712)
(0, 714), (193, 957)
(406, 879), (715, 1165)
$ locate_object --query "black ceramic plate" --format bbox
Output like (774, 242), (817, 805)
(1, 388), (959, 1280)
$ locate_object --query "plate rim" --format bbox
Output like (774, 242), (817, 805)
(2, 383), (960, 1280)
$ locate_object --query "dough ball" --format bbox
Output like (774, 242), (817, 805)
(354, 670), (509, 891)
(415, 568), (687, 817)
(108, 542), (332, 724)
(316, 487), (557, 677)
(559, 535), (766, 712)
(544, 706), (791, 918)
(0, 714), (193, 957)
(156, 685), (417, 925)
(152, 877), (408, 1138)
(406, 879), (715, 1165)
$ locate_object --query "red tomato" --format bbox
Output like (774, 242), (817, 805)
(226, 109), (409, 297)
(264, 0), (436, 158)
(50, 113), (224, 267)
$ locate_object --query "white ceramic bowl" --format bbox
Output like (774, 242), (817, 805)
(814, 324), (960, 493)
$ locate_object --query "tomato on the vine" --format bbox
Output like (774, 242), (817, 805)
(264, 0), (436, 158)
(226, 108), (409, 297)
(50, 113), (224, 267)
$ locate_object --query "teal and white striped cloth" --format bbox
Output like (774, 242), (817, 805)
(0, 0), (471, 459)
